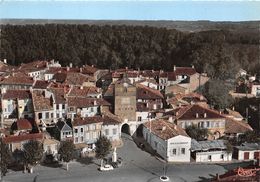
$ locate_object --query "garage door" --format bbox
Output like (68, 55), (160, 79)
(244, 152), (250, 160)
(254, 152), (260, 159)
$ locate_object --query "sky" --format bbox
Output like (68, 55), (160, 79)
(0, 0), (260, 21)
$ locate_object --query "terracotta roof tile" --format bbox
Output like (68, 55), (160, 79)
(33, 80), (50, 89)
(136, 84), (163, 100)
(32, 91), (53, 111)
(175, 104), (224, 120)
(68, 97), (110, 108)
(144, 119), (188, 140)
(3, 133), (44, 144)
(16, 119), (33, 130)
(0, 72), (34, 85)
(2, 90), (31, 100)
(225, 118), (253, 134)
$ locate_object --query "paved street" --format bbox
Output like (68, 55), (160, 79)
(4, 134), (250, 182)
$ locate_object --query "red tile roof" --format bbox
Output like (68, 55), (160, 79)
(2, 90), (31, 100)
(16, 119), (33, 130)
(136, 84), (163, 100)
(32, 91), (53, 111)
(175, 104), (224, 120)
(68, 97), (110, 108)
(68, 86), (101, 97)
(3, 133), (44, 144)
(73, 116), (104, 126)
(33, 80), (50, 89)
(0, 72), (34, 85)
(225, 118), (253, 134)
(143, 119), (188, 140)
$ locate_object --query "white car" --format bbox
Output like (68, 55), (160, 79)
(99, 164), (114, 171)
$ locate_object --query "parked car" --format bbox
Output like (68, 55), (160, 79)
(99, 164), (114, 171)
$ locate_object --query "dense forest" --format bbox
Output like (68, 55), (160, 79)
(1, 24), (259, 78)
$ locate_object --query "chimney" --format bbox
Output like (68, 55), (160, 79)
(80, 86), (83, 90)
(204, 113), (207, 118)
(168, 116), (173, 123)
(173, 65), (176, 71)
(125, 66), (128, 70)
(69, 63), (73, 68)
(1, 88), (6, 94)
(191, 65), (194, 69)
(3, 59), (7, 64)
(153, 104), (157, 110)
(91, 65), (94, 67)
(196, 113), (199, 118)
(80, 67), (83, 73)
(93, 100), (97, 106)
(67, 66), (70, 71)
(162, 126), (166, 131)
(173, 124), (177, 130)
(232, 106), (235, 111)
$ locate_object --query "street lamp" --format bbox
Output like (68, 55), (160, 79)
(157, 141), (169, 182)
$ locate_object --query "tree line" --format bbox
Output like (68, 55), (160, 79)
(1, 24), (259, 78)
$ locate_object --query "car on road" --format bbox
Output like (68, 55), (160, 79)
(99, 164), (114, 171)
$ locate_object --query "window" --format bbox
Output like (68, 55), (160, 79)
(208, 155), (212, 160)
(74, 128), (78, 133)
(75, 137), (78, 143)
(51, 113), (53, 118)
(105, 129), (109, 135)
(38, 113), (42, 119)
(46, 112), (49, 119)
(220, 154), (224, 159)
(62, 104), (65, 109)
(181, 148), (185, 154)
(138, 117), (142, 121)
(113, 128), (117, 135)
(56, 105), (59, 110)
(90, 107), (94, 112)
(56, 113), (60, 118)
(81, 128), (83, 133)
(207, 121), (210, 128)
(172, 149), (177, 155)
(154, 141), (158, 149)
(81, 136), (84, 142)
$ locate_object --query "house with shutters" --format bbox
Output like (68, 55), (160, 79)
(143, 119), (191, 162)
(32, 90), (55, 128)
(234, 143), (260, 161)
(136, 84), (164, 122)
(0, 72), (34, 90)
(165, 104), (226, 140)
(67, 97), (110, 120)
(73, 116), (103, 150)
(1, 89), (34, 124)
(191, 139), (232, 162)
(56, 120), (73, 141)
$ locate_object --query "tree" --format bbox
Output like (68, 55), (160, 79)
(239, 130), (260, 144)
(0, 138), (11, 179)
(202, 79), (234, 110)
(185, 125), (209, 141)
(58, 140), (75, 171)
(224, 140), (233, 161)
(22, 140), (43, 173)
(95, 136), (112, 167)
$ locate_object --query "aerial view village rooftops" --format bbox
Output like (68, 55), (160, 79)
(0, 58), (260, 181)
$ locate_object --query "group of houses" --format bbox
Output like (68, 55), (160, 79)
(0, 59), (257, 163)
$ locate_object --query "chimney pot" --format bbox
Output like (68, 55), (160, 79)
(204, 113), (207, 118)
(67, 66), (70, 71)
(196, 113), (199, 118)
(69, 63), (73, 68)
(3, 59), (7, 64)
(173, 65), (176, 71)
